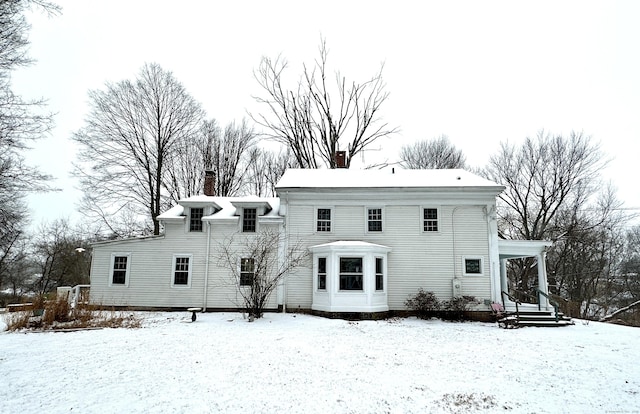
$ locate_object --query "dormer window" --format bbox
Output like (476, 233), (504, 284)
(243, 208), (257, 232)
(189, 208), (204, 232)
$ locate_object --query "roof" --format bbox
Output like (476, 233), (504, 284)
(309, 240), (392, 253)
(157, 196), (281, 222)
(275, 168), (504, 191)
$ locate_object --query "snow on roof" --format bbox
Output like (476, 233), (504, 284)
(157, 196), (281, 221)
(276, 168), (504, 190)
(309, 240), (392, 251)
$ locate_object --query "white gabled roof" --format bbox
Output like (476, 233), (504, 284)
(157, 196), (281, 222)
(276, 168), (504, 192)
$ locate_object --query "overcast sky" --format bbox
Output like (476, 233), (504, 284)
(14, 0), (640, 227)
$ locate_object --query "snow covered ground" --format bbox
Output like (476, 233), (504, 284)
(1, 312), (639, 413)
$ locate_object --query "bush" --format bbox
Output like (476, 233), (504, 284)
(2, 296), (142, 331)
(405, 289), (441, 319)
(440, 295), (476, 321)
(405, 290), (477, 322)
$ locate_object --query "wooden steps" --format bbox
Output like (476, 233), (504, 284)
(498, 310), (574, 328)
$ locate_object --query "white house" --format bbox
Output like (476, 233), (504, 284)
(89, 168), (561, 322)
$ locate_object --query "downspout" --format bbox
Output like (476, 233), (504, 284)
(202, 221), (211, 311)
(451, 206), (461, 278)
(282, 191), (289, 314)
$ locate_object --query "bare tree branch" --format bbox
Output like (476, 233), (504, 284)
(400, 135), (467, 169)
(252, 38), (398, 168)
(72, 63), (205, 235)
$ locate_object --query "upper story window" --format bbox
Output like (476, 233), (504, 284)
(339, 257), (363, 291)
(243, 208), (257, 232)
(317, 257), (327, 290)
(368, 208), (383, 232)
(317, 208), (331, 232)
(173, 256), (191, 286)
(423, 208), (438, 232)
(240, 258), (255, 286)
(111, 254), (129, 285)
(189, 207), (204, 232)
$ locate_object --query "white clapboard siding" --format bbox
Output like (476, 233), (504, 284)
(282, 201), (493, 311)
(91, 220), (281, 310)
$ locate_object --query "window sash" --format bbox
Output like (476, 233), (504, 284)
(240, 258), (255, 286)
(464, 258), (482, 274)
(189, 208), (204, 232)
(375, 257), (383, 291)
(423, 208), (438, 231)
(317, 257), (327, 290)
(112, 256), (127, 284)
(243, 208), (257, 232)
(367, 208), (382, 232)
(339, 257), (363, 290)
(174, 257), (189, 285)
(316, 208), (331, 232)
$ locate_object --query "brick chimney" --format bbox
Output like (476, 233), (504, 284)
(335, 151), (347, 168)
(204, 170), (215, 196)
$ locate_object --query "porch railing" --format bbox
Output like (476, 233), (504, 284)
(536, 288), (560, 321)
(501, 290), (521, 318)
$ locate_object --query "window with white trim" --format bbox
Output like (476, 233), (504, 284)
(240, 258), (255, 286)
(189, 207), (204, 232)
(375, 257), (384, 291)
(423, 208), (438, 232)
(317, 257), (327, 290)
(463, 257), (483, 276)
(339, 257), (363, 290)
(367, 208), (383, 232)
(172, 255), (192, 286)
(111, 254), (130, 285)
(316, 208), (331, 232)
(242, 208), (257, 232)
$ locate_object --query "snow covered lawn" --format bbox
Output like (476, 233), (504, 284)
(1, 312), (639, 413)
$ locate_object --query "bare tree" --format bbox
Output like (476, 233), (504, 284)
(483, 130), (613, 305)
(400, 135), (467, 169)
(0, 199), (27, 301)
(0, 1), (59, 297)
(72, 63), (205, 235)
(208, 119), (258, 197)
(217, 229), (309, 319)
(163, 118), (258, 203)
(253, 39), (398, 169)
(484, 131), (606, 241)
(31, 219), (92, 295)
(246, 147), (295, 197)
(546, 186), (627, 318)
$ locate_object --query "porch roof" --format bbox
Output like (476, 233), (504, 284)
(498, 239), (552, 259)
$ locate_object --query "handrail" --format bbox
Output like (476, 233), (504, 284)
(536, 288), (560, 321)
(501, 290), (521, 318)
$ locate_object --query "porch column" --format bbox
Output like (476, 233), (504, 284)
(537, 252), (549, 309)
(500, 259), (508, 303)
